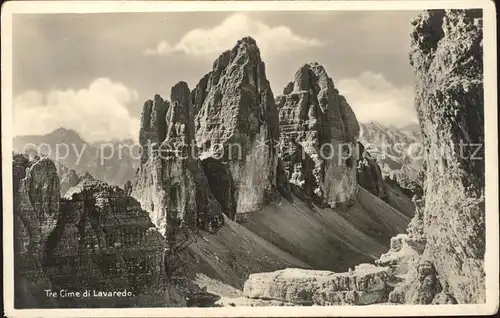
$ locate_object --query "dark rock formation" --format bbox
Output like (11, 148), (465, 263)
(14, 128), (139, 187)
(132, 82), (224, 235)
(123, 180), (133, 196)
(406, 9), (485, 304)
(356, 142), (388, 200)
(276, 63), (360, 207)
(53, 179), (183, 307)
(58, 165), (97, 197)
(192, 37), (280, 215)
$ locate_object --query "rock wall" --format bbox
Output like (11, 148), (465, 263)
(406, 9), (485, 304)
(276, 63), (360, 207)
(192, 37), (280, 215)
(132, 82), (224, 235)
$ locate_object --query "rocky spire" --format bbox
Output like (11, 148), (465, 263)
(132, 83), (224, 235)
(276, 63), (360, 207)
(192, 36), (279, 215)
(138, 94), (169, 163)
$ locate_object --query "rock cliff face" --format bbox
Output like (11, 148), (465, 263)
(192, 37), (279, 215)
(49, 179), (183, 307)
(276, 63), (360, 207)
(132, 82), (224, 235)
(405, 9), (485, 304)
(14, 128), (138, 187)
(13, 154), (187, 308)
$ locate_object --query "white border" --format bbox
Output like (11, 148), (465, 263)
(2, 1), (498, 317)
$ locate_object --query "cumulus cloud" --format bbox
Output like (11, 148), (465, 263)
(336, 72), (418, 128)
(144, 14), (324, 57)
(14, 78), (141, 142)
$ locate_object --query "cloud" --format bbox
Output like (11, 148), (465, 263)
(336, 72), (418, 128)
(13, 78), (141, 142)
(144, 14), (324, 57)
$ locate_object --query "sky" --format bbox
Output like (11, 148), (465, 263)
(12, 10), (420, 142)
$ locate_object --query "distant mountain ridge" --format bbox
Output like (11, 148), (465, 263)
(13, 127), (139, 187)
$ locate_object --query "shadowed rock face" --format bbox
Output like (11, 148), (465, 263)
(356, 142), (388, 201)
(243, 265), (393, 305)
(132, 82), (224, 235)
(14, 128), (139, 188)
(192, 37), (280, 215)
(385, 9), (485, 304)
(276, 63), (360, 207)
(13, 154), (60, 308)
(13, 155), (186, 308)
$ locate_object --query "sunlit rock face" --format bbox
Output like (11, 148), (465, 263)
(132, 82), (224, 235)
(276, 63), (360, 207)
(399, 9), (485, 304)
(191, 37), (280, 215)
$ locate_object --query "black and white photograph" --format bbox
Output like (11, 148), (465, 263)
(2, 1), (498, 316)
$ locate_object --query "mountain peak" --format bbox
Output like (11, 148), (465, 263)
(46, 127), (86, 143)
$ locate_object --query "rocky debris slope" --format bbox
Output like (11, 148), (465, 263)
(243, 265), (394, 305)
(276, 63), (360, 207)
(399, 8), (485, 304)
(132, 83), (224, 236)
(14, 128), (138, 187)
(12, 154), (196, 308)
(192, 37), (280, 215)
